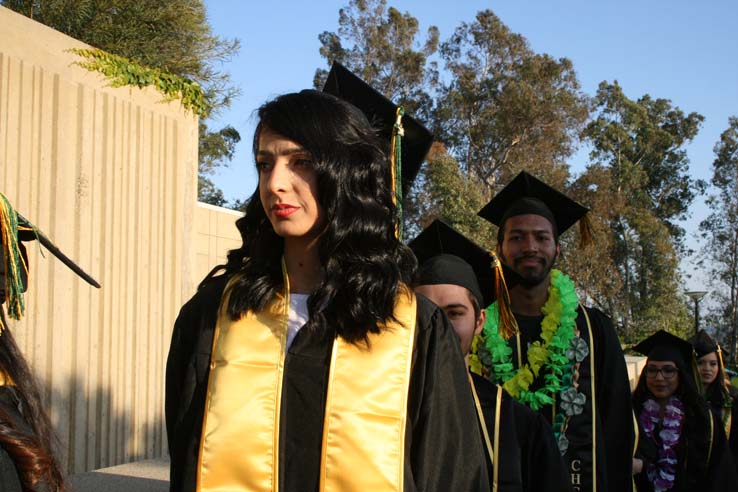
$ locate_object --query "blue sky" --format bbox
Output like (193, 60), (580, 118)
(203, 0), (738, 290)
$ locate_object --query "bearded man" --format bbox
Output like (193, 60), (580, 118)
(473, 171), (635, 492)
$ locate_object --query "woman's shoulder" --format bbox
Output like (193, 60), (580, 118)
(177, 274), (232, 320)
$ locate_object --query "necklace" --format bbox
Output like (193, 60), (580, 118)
(471, 269), (589, 452)
(640, 397), (684, 492)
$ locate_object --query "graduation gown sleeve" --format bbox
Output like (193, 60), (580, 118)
(406, 295), (491, 491)
(705, 412), (738, 492)
(588, 307), (634, 491)
(165, 276), (227, 492)
(729, 389), (738, 466)
(0, 449), (21, 492)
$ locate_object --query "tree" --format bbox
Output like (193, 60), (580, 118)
(3, 0), (241, 205)
(699, 117), (738, 366)
(582, 81), (701, 342)
(404, 143), (492, 245)
(315, 0), (438, 119)
(434, 10), (589, 191)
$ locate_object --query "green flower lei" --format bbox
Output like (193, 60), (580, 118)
(472, 270), (587, 452)
(472, 269), (591, 452)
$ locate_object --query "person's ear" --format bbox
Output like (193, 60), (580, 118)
(475, 308), (486, 336)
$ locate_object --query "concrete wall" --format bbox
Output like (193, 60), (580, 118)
(625, 355), (647, 391)
(0, 6), (198, 473)
(193, 202), (242, 283)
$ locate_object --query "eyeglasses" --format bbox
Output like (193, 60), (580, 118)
(645, 366), (678, 379)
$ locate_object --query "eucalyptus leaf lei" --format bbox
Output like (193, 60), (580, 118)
(472, 269), (589, 452)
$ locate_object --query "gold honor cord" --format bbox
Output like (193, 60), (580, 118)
(631, 409), (640, 491)
(469, 374), (498, 492)
(320, 291), (417, 492)
(197, 265), (290, 492)
(717, 346), (733, 436)
(389, 107), (404, 240)
(580, 305), (597, 492)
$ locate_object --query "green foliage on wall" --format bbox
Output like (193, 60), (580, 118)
(71, 47), (208, 117)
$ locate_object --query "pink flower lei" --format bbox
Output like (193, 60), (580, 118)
(639, 397), (685, 492)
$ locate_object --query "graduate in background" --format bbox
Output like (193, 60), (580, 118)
(165, 64), (490, 492)
(0, 193), (99, 491)
(472, 171), (635, 492)
(410, 219), (571, 492)
(632, 330), (738, 491)
(689, 330), (738, 465)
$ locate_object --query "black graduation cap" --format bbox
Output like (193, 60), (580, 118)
(633, 330), (696, 373)
(478, 171), (591, 241)
(688, 330), (720, 359)
(1, 193), (100, 322)
(409, 219), (497, 306)
(322, 62), (433, 197)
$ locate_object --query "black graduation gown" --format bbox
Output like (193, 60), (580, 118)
(708, 385), (738, 468)
(0, 386), (28, 492)
(510, 306), (634, 492)
(470, 373), (572, 492)
(165, 276), (491, 492)
(633, 407), (738, 492)
(730, 386), (738, 466)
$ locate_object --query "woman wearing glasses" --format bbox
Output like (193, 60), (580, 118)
(631, 330), (738, 491)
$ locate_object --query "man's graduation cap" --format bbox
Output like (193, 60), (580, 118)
(322, 62), (433, 213)
(478, 171), (593, 246)
(409, 219), (518, 339)
(1, 192), (100, 324)
(634, 329), (699, 387)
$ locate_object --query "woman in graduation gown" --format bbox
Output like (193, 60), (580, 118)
(690, 330), (738, 465)
(632, 330), (738, 491)
(0, 194), (67, 492)
(165, 74), (490, 491)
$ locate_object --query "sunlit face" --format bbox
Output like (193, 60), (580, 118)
(257, 128), (324, 242)
(645, 360), (680, 400)
(498, 214), (560, 287)
(415, 283), (484, 356)
(697, 352), (720, 385)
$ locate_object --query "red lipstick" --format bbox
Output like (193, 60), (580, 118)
(272, 203), (298, 218)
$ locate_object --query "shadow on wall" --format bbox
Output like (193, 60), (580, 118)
(46, 374), (168, 476)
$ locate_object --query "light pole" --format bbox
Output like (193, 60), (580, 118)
(686, 291), (708, 335)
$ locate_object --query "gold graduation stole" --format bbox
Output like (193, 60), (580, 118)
(197, 269), (417, 492)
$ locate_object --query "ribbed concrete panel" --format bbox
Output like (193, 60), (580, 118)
(194, 202), (242, 283)
(0, 7), (198, 474)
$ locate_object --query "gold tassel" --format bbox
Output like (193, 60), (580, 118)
(490, 252), (519, 340)
(578, 213), (594, 249)
(717, 345), (729, 388)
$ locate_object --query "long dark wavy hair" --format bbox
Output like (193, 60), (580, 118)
(632, 361), (711, 486)
(0, 310), (64, 491)
(201, 89), (417, 344)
